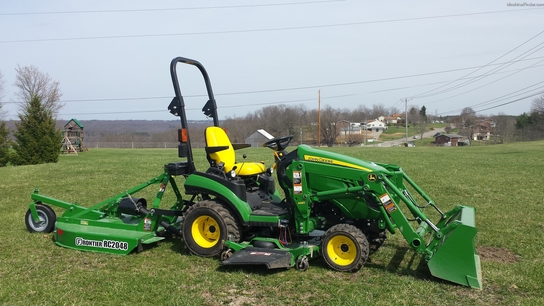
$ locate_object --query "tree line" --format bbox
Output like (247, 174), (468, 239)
(515, 95), (544, 141)
(0, 66), (62, 166)
(221, 104), (402, 147)
(1, 65), (543, 167)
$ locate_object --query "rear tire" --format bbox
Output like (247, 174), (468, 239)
(322, 224), (369, 272)
(182, 200), (240, 257)
(25, 203), (56, 233)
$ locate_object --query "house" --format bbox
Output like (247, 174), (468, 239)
(434, 134), (464, 146)
(337, 120), (362, 135)
(245, 129), (274, 147)
(473, 119), (495, 141)
(473, 124), (490, 141)
(365, 119), (388, 132)
(378, 115), (402, 124)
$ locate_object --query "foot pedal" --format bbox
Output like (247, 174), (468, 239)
(221, 247), (292, 269)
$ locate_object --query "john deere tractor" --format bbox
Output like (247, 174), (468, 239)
(25, 57), (481, 288)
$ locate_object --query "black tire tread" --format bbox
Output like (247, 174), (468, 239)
(322, 223), (369, 272)
(25, 203), (56, 233)
(182, 200), (240, 257)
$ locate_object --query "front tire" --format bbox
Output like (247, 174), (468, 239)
(322, 224), (369, 272)
(182, 200), (240, 257)
(25, 203), (56, 233)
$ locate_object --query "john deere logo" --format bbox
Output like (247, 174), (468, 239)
(368, 174), (377, 182)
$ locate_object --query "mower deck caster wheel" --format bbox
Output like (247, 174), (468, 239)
(220, 249), (233, 261)
(25, 203), (56, 233)
(295, 256), (309, 271)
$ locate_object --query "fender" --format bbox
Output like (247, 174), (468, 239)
(184, 172), (252, 225)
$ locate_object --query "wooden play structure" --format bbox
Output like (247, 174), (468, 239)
(61, 119), (87, 153)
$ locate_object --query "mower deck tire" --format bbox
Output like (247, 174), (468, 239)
(182, 200), (240, 257)
(25, 203), (56, 233)
(322, 224), (369, 272)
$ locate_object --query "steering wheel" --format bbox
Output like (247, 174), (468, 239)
(263, 135), (294, 151)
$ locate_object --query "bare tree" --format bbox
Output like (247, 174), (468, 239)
(531, 94), (544, 113)
(407, 105), (419, 124)
(459, 107), (477, 144)
(319, 105), (341, 147)
(388, 105), (401, 117)
(527, 95), (544, 140)
(414, 106), (429, 141)
(256, 105), (286, 136)
(492, 113), (516, 143)
(222, 116), (254, 143)
(460, 107), (476, 127)
(14, 65), (63, 115)
(367, 103), (388, 120)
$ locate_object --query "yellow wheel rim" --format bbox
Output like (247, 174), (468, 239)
(326, 235), (357, 266)
(191, 215), (221, 248)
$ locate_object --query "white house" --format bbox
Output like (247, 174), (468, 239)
(365, 120), (388, 132)
(378, 115), (402, 124)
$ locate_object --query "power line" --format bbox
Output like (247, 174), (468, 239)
(3, 56), (544, 106)
(410, 30), (544, 99)
(415, 43), (544, 99)
(476, 92), (543, 113)
(446, 79), (544, 112)
(438, 89), (544, 116)
(2, 8), (543, 44)
(0, 0), (343, 16)
(50, 94), (356, 118)
(368, 61), (544, 94)
(423, 57), (544, 105)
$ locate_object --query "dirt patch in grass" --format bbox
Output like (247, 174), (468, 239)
(477, 246), (521, 263)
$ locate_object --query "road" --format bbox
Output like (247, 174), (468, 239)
(366, 128), (446, 147)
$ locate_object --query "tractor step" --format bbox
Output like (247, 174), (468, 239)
(250, 201), (290, 216)
(221, 247), (292, 269)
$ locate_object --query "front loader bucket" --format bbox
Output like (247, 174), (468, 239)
(426, 206), (482, 289)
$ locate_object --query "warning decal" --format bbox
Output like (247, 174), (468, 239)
(293, 171), (302, 195)
(379, 193), (397, 214)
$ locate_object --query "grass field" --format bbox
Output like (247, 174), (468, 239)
(1, 141), (543, 305)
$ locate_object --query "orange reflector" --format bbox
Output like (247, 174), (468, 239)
(179, 128), (188, 143)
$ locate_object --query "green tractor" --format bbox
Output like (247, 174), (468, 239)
(26, 57), (481, 289)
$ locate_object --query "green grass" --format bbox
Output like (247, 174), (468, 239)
(1, 142), (544, 305)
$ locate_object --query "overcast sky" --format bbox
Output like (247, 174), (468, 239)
(0, 0), (542, 122)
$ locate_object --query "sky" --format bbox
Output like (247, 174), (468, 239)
(0, 0), (543, 122)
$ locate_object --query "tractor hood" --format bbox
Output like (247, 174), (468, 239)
(296, 145), (389, 174)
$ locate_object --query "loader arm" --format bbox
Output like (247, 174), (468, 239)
(377, 173), (482, 289)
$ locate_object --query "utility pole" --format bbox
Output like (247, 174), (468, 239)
(363, 118), (367, 146)
(405, 98), (408, 143)
(317, 90), (321, 147)
(403, 97), (412, 143)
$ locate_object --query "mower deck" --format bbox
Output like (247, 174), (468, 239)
(54, 217), (167, 255)
(222, 247), (293, 269)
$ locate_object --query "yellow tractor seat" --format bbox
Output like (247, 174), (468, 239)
(205, 126), (266, 177)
